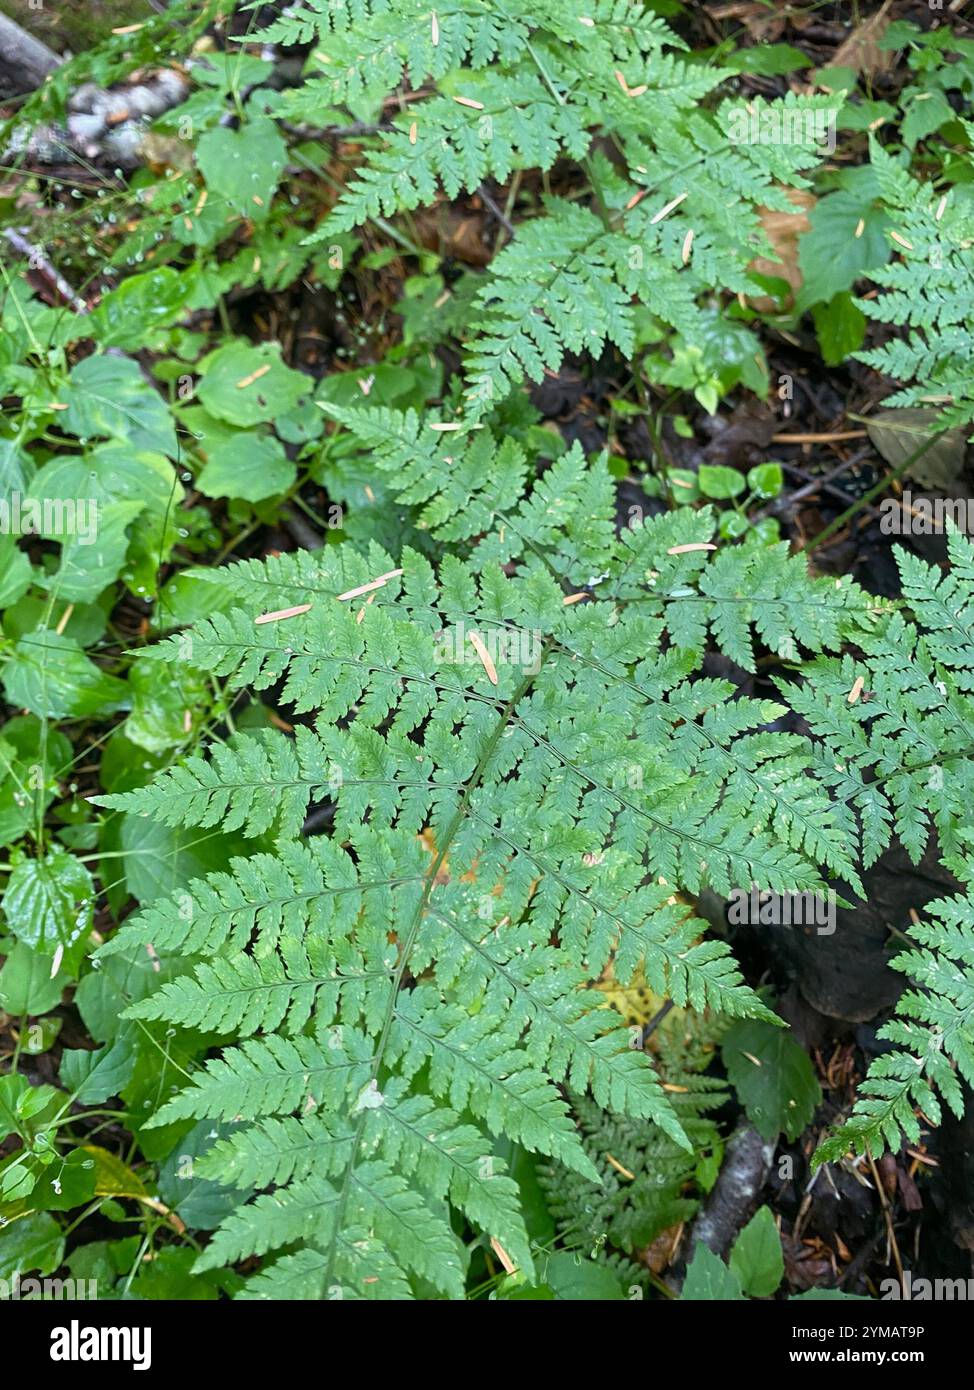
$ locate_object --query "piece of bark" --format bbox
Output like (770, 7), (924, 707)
(0, 13), (61, 98)
(677, 1124), (775, 1282)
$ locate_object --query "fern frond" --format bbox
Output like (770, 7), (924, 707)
(540, 1009), (728, 1271)
(855, 138), (974, 430)
(317, 82), (590, 238)
(197, 1082), (535, 1278)
(97, 467), (877, 1295)
(271, 0), (680, 111)
(282, 4), (838, 420)
(96, 831), (426, 958)
(786, 536), (974, 871)
(239, 1241), (410, 1300)
(149, 1028), (375, 1125)
(814, 875), (974, 1164)
(193, 1163), (467, 1297)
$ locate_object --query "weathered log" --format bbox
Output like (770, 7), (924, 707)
(0, 12), (62, 99)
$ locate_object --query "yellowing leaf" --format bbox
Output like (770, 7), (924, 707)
(81, 1145), (148, 1199)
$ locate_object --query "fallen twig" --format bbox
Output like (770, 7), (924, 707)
(679, 1124), (775, 1272)
(772, 430), (868, 444)
(2, 227), (88, 313)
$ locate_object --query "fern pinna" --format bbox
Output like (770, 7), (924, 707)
(269, 0), (839, 420)
(796, 532), (974, 1163)
(538, 1006), (728, 1290)
(854, 139), (974, 433)
(95, 442), (877, 1298)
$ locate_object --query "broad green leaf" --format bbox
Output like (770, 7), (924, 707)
(197, 432), (295, 502)
(722, 1019), (821, 1142)
(0, 940), (66, 1015)
(81, 1144), (148, 1199)
(129, 1245), (225, 1300)
(0, 1073), (59, 1140)
(747, 462), (783, 499)
(729, 1205), (784, 1297)
(539, 1251), (627, 1301)
(193, 52), (274, 92)
(0, 1211), (64, 1277)
(197, 342), (308, 427)
(196, 118), (287, 220)
(698, 464), (746, 500)
(2, 596), (108, 648)
(0, 718), (72, 848)
(60, 1038), (138, 1105)
(901, 88), (954, 149)
(37, 500), (144, 605)
(1, 850), (94, 956)
(86, 267), (196, 349)
(795, 189), (891, 312)
(60, 355), (177, 456)
(26, 1148), (98, 1213)
(812, 291), (866, 367)
(115, 811), (255, 907)
(682, 1243), (745, 1300)
(0, 535), (31, 607)
(124, 657), (208, 754)
(1, 632), (128, 720)
(26, 445), (183, 601)
(19, 1015), (61, 1054)
(157, 1120), (251, 1231)
(75, 949), (174, 1044)
(0, 436), (34, 493)
(722, 44), (812, 75)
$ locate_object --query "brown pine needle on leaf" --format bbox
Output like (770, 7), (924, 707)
(254, 603), (313, 625)
(336, 568), (404, 602)
(605, 1153), (636, 1180)
(489, 1237), (516, 1274)
(236, 363), (271, 390)
(468, 631), (499, 685)
(650, 191), (688, 225)
(356, 592), (378, 624)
